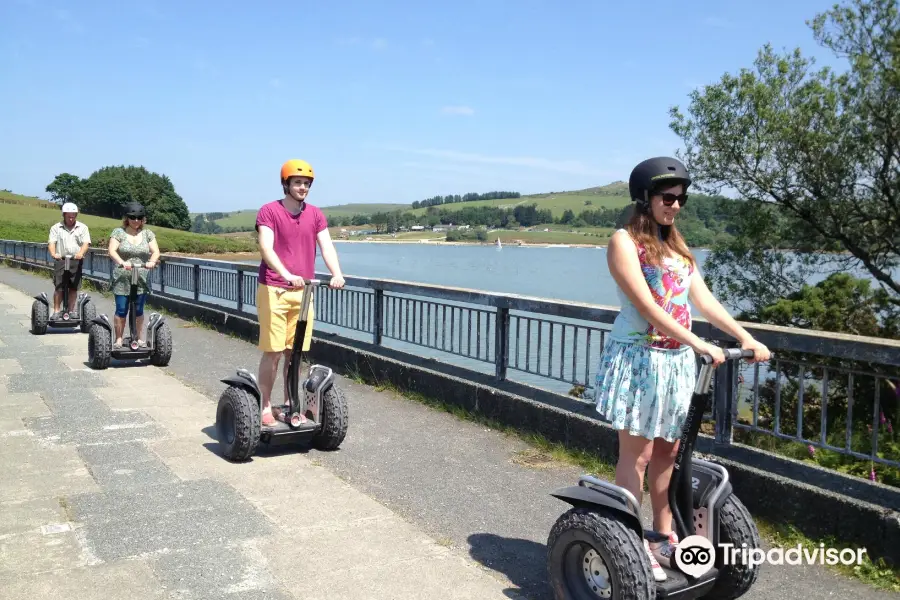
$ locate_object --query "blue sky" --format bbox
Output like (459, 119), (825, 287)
(0, 0), (846, 213)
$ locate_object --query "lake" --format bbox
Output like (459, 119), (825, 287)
(221, 241), (889, 412)
(317, 242), (684, 308)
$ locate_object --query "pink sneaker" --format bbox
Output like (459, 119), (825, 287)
(648, 531), (680, 570)
(643, 538), (667, 581)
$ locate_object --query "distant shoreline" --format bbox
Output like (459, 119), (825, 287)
(331, 239), (605, 249)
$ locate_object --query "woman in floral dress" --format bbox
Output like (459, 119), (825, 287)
(594, 157), (770, 581)
(107, 202), (160, 348)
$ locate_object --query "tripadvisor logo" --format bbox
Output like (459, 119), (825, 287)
(674, 535), (868, 577)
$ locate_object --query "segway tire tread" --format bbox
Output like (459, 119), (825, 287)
(149, 322), (173, 366)
(311, 384), (349, 451)
(216, 386), (260, 462)
(547, 507), (655, 600)
(703, 494), (761, 600)
(87, 324), (111, 370)
(80, 300), (96, 334)
(31, 300), (48, 335)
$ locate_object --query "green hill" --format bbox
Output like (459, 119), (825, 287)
(0, 189), (59, 209)
(409, 182), (631, 218)
(195, 182), (632, 231)
(0, 193), (255, 253)
(201, 203), (410, 230)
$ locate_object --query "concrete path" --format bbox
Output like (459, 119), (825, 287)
(0, 279), (513, 600)
(0, 265), (895, 600)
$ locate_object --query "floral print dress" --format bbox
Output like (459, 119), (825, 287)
(593, 230), (697, 442)
(109, 227), (156, 296)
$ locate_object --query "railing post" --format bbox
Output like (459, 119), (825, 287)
(714, 343), (738, 446)
(372, 288), (384, 345)
(495, 304), (510, 381)
(159, 260), (166, 294)
(235, 269), (243, 313)
(193, 264), (201, 301)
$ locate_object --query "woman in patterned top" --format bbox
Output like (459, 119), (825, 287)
(107, 202), (160, 349)
(593, 156), (770, 582)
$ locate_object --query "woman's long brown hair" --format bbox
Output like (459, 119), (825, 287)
(624, 190), (695, 268)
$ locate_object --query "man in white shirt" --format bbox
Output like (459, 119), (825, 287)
(48, 202), (91, 318)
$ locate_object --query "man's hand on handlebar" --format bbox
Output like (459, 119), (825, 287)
(283, 274), (305, 288)
(145, 260), (157, 269)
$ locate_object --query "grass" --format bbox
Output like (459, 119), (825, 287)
(756, 519), (900, 592)
(0, 202), (257, 254)
(0, 189), (58, 208)
(207, 203), (411, 229)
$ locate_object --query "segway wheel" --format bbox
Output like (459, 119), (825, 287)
(547, 507), (655, 600)
(31, 300), (48, 335)
(703, 494), (762, 600)
(216, 386), (260, 462)
(87, 324), (111, 370)
(80, 299), (96, 334)
(311, 384), (349, 451)
(149, 322), (173, 366)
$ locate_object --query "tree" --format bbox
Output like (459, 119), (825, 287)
(737, 273), (900, 485)
(45, 173), (81, 205)
(669, 0), (900, 319)
(57, 165), (192, 230)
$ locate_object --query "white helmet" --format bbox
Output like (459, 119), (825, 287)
(61, 202), (78, 214)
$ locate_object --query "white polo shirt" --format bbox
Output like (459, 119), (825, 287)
(49, 221), (91, 256)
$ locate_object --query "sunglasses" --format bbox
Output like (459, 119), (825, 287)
(127, 215), (142, 220)
(658, 192), (688, 207)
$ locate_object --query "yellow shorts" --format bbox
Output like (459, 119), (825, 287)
(256, 283), (315, 353)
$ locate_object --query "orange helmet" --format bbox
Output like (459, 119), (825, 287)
(280, 159), (315, 183)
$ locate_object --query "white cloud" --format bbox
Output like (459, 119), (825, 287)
(441, 105), (474, 116)
(381, 146), (616, 178)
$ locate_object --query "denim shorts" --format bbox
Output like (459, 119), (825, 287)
(114, 293), (147, 318)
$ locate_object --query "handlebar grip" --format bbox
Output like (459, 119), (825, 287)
(699, 348), (773, 364)
(725, 348), (756, 360)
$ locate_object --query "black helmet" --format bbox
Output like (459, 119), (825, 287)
(123, 202), (146, 218)
(628, 156), (692, 205)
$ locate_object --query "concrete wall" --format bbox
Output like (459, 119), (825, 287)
(6, 257), (900, 567)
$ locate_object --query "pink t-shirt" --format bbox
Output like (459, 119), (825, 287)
(255, 199), (328, 288)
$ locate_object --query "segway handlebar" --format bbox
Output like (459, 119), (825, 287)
(127, 260), (144, 286)
(699, 347), (772, 364)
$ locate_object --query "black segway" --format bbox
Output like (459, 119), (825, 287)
(31, 254), (96, 335)
(547, 348), (766, 600)
(87, 259), (172, 369)
(215, 278), (349, 462)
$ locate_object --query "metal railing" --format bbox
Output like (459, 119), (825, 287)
(2, 239), (898, 474)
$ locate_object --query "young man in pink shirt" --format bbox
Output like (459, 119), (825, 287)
(255, 159), (346, 428)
